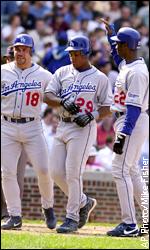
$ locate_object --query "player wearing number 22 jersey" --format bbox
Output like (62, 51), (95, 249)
(101, 20), (149, 237)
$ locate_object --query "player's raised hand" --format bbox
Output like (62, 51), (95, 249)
(60, 98), (80, 115)
(74, 113), (94, 127)
(100, 18), (115, 36)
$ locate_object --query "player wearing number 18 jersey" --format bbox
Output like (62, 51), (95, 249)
(1, 34), (56, 230)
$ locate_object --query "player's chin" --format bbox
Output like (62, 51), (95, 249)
(72, 62), (79, 68)
(16, 59), (26, 64)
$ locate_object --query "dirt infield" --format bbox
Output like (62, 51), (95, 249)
(2, 223), (113, 237)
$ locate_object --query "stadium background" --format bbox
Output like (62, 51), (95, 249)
(1, 1), (149, 223)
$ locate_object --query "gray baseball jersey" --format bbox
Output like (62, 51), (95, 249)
(111, 58), (149, 113)
(1, 62), (51, 118)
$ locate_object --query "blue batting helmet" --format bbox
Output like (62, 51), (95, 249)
(13, 34), (35, 53)
(65, 36), (91, 56)
(110, 27), (141, 50)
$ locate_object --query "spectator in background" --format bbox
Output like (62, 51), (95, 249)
(2, 14), (25, 43)
(94, 27), (106, 41)
(130, 15), (142, 29)
(17, 1), (36, 31)
(51, 1), (71, 16)
(81, 1), (94, 20)
(120, 20), (132, 28)
(64, 2), (87, 25)
(67, 20), (84, 40)
(29, 1), (51, 19)
(114, 5), (131, 31)
(1, 1), (18, 15)
(86, 11), (104, 33)
(28, 18), (53, 61)
(96, 117), (115, 150)
(137, 24), (149, 67)
(106, 1), (121, 23)
(51, 12), (69, 32)
(137, 1), (149, 28)
(85, 146), (102, 171)
(42, 107), (53, 132)
(89, 31), (101, 51)
(99, 36), (112, 61)
(42, 31), (70, 73)
(95, 137), (114, 171)
(122, 1), (138, 15)
(81, 19), (89, 36)
(42, 110), (60, 153)
(95, 59), (118, 92)
(89, 49), (102, 67)
(138, 24), (149, 46)
(2, 45), (14, 63)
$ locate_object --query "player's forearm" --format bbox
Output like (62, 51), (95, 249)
(43, 92), (61, 107)
(97, 106), (112, 121)
(120, 105), (141, 135)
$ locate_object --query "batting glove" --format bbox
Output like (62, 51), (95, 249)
(74, 112), (94, 127)
(113, 132), (126, 155)
(60, 98), (80, 115)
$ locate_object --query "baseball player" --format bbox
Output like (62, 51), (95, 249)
(1, 34), (56, 230)
(44, 35), (113, 233)
(1, 45), (28, 221)
(101, 19), (149, 237)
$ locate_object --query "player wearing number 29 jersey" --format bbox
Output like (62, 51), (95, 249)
(44, 35), (112, 233)
(45, 63), (112, 118)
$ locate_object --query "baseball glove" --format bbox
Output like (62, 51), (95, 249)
(74, 112), (94, 127)
(60, 98), (80, 115)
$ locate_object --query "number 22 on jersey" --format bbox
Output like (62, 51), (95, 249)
(114, 91), (126, 106)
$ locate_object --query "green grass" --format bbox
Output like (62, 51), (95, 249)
(1, 220), (149, 249)
(23, 219), (117, 227)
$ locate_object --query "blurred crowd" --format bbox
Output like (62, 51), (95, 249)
(1, 1), (149, 172)
(1, 1), (149, 67)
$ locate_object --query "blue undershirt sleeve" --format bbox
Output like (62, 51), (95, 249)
(121, 105), (141, 135)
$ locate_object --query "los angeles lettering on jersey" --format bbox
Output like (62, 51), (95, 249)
(2, 80), (41, 96)
(61, 82), (96, 98)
